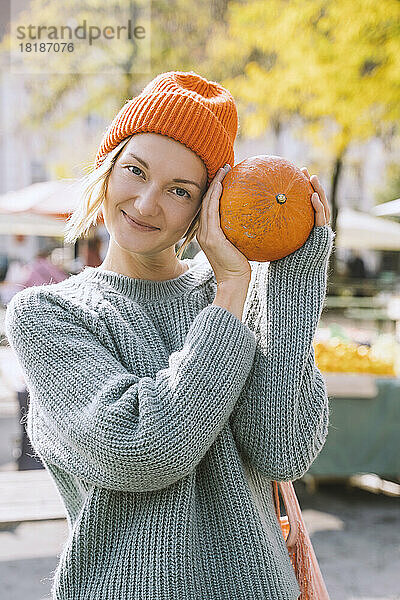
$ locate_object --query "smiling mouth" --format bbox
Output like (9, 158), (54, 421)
(121, 211), (160, 230)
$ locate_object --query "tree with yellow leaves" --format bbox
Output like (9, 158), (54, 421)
(0, 0), (223, 172)
(1, 0), (399, 278)
(208, 0), (400, 274)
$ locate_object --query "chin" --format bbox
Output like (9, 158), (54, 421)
(114, 229), (177, 257)
(110, 212), (187, 255)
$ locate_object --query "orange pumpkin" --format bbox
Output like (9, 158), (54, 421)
(219, 155), (315, 261)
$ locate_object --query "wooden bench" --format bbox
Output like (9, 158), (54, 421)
(0, 469), (66, 526)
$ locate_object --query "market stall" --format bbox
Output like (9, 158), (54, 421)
(306, 325), (400, 481)
(309, 373), (400, 479)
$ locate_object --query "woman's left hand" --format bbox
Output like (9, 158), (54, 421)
(301, 167), (331, 227)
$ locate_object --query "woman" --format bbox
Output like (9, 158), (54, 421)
(5, 70), (333, 600)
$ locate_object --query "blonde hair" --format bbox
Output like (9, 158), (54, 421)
(64, 136), (202, 259)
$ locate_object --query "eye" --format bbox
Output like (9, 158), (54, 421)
(125, 165), (191, 198)
(172, 187), (191, 199)
(126, 165), (144, 177)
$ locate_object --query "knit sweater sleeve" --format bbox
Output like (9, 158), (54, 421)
(229, 225), (335, 481)
(5, 289), (256, 493)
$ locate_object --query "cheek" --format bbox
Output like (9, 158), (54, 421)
(105, 173), (124, 205)
(182, 202), (199, 219)
(102, 175), (124, 225)
(171, 203), (200, 233)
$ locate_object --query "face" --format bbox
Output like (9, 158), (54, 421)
(102, 133), (208, 263)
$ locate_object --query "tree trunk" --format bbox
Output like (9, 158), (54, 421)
(329, 151), (345, 283)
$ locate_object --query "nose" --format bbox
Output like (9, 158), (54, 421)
(134, 183), (160, 217)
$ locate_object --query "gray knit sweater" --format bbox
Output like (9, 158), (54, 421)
(5, 224), (335, 600)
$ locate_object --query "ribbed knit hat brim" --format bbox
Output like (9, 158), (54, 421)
(95, 71), (238, 184)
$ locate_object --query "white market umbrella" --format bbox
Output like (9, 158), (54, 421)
(371, 198), (400, 218)
(336, 207), (400, 250)
(0, 212), (66, 237)
(0, 180), (82, 216)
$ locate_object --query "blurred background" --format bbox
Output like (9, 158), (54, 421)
(0, 1), (399, 599)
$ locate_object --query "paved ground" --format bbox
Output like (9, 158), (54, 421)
(296, 480), (400, 600)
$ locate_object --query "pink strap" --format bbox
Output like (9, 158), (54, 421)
(272, 480), (299, 549)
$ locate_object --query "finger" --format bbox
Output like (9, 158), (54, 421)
(302, 168), (330, 223)
(208, 165), (231, 233)
(207, 181), (223, 240)
(310, 175), (325, 200)
(200, 166), (229, 233)
(312, 192), (327, 226)
(311, 193), (322, 225)
(311, 190), (329, 224)
(214, 164), (231, 185)
(199, 180), (220, 239)
(310, 175), (331, 222)
(205, 165), (231, 202)
(202, 166), (228, 206)
(199, 175), (219, 237)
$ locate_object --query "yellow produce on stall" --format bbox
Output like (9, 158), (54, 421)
(313, 334), (400, 376)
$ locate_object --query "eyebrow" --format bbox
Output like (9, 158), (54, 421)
(124, 152), (203, 190)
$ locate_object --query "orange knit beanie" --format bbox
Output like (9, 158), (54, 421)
(94, 70), (238, 185)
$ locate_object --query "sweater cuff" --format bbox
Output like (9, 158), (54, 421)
(270, 224), (335, 275)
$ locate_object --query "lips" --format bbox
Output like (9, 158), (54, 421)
(121, 211), (159, 230)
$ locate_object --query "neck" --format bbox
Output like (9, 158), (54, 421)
(99, 242), (188, 281)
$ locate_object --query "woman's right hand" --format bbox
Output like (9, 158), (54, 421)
(196, 164), (252, 285)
